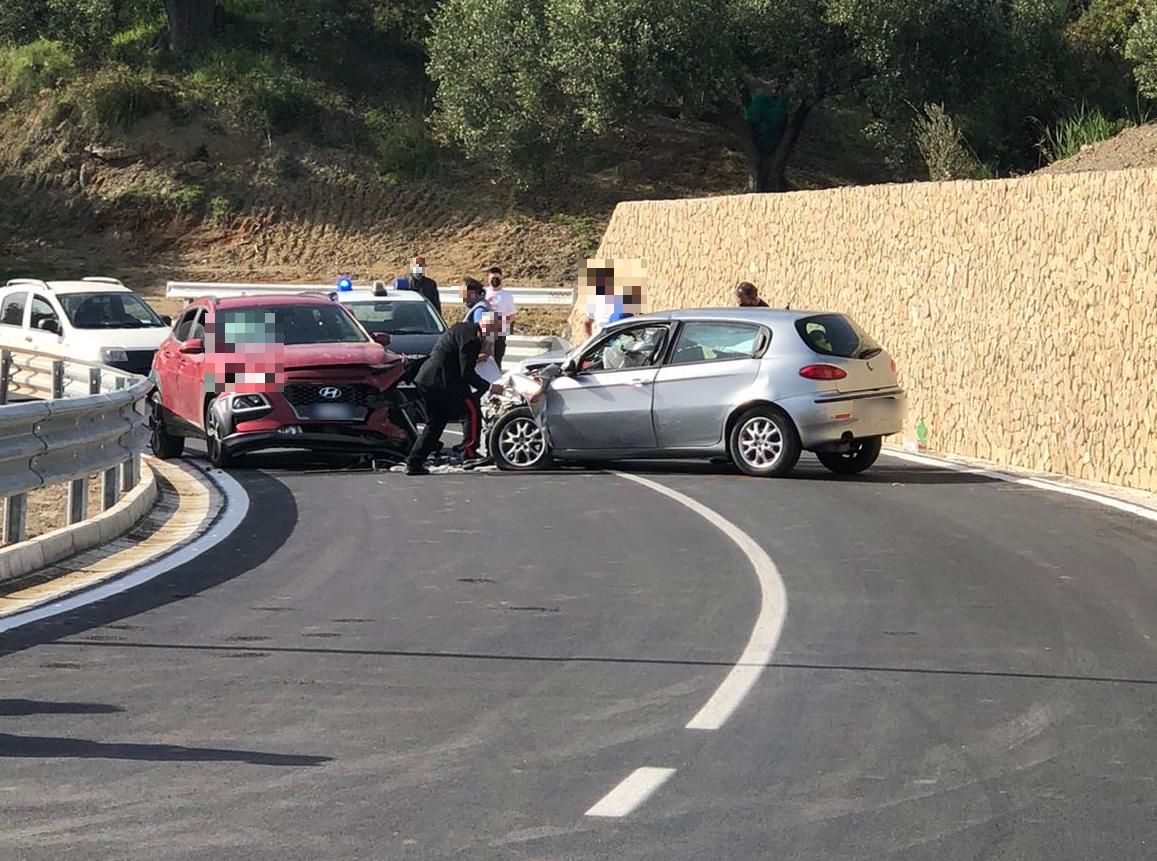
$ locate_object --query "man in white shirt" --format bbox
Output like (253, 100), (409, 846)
(582, 266), (621, 339)
(484, 266), (517, 368)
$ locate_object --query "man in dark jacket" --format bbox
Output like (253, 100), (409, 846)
(405, 311), (504, 475)
(407, 255), (442, 315)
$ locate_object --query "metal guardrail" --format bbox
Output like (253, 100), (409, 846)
(0, 348), (151, 546)
(165, 281), (577, 307)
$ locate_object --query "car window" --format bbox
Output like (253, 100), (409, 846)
(173, 308), (202, 342)
(58, 292), (166, 329)
(0, 292), (28, 327)
(214, 304), (368, 347)
(669, 321), (763, 365)
(346, 300), (445, 335)
(795, 314), (881, 359)
(29, 295), (61, 333)
(580, 325), (668, 372)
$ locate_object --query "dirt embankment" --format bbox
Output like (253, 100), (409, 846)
(1037, 124), (1157, 175)
(0, 98), (894, 299)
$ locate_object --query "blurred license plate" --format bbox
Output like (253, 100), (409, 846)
(863, 398), (897, 418)
(309, 403), (360, 420)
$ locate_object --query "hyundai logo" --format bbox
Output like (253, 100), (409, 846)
(318, 386), (343, 400)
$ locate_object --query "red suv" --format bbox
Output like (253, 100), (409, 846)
(148, 295), (419, 468)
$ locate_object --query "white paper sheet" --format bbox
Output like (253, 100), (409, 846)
(475, 356), (503, 384)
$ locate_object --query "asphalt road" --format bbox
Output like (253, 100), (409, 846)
(1, 453), (1154, 860)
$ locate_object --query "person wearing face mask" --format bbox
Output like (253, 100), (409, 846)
(407, 255), (442, 315)
(484, 266), (517, 369)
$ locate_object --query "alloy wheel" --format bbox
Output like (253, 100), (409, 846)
(737, 416), (784, 470)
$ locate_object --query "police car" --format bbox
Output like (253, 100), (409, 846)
(332, 281), (446, 370)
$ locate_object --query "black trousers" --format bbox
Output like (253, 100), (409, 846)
(408, 387), (481, 465)
(493, 335), (506, 369)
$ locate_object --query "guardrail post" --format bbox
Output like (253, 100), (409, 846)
(89, 367), (102, 395)
(51, 360), (65, 399)
(68, 478), (89, 525)
(0, 349), (11, 405)
(3, 493), (27, 545)
(102, 466), (119, 511)
(121, 455), (139, 492)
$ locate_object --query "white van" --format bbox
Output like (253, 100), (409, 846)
(0, 277), (172, 375)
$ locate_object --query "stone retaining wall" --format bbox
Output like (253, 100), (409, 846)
(582, 168), (1157, 492)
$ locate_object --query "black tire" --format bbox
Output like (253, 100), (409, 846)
(149, 398), (185, 460)
(489, 407), (553, 472)
(204, 403), (234, 469)
(728, 405), (801, 478)
(817, 436), (883, 475)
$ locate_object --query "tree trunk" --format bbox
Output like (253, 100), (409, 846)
(164, 0), (216, 54)
(707, 98), (812, 194)
(755, 104), (811, 193)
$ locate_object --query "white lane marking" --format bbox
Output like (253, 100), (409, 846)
(585, 767), (677, 818)
(885, 450), (1157, 525)
(0, 464), (249, 635)
(612, 472), (788, 732)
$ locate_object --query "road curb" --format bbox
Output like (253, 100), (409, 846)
(0, 463), (159, 586)
(883, 444), (1157, 521)
(0, 458), (225, 619)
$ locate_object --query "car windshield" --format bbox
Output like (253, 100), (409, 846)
(59, 292), (166, 329)
(345, 300), (445, 336)
(214, 304), (368, 347)
(794, 314), (881, 359)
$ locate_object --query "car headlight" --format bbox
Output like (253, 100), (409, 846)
(101, 347), (129, 364)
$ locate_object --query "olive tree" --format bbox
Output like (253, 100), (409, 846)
(428, 0), (849, 192)
(1126, 1), (1157, 98)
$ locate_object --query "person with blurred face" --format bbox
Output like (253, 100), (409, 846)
(409, 255), (442, 315)
(484, 266), (516, 368)
(583, 266), (620, 339)
(406, 311), (504, 475)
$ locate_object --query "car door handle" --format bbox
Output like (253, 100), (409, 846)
(628, 377), (651, 387)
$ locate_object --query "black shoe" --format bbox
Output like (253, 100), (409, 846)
(405, 462), (430, 476)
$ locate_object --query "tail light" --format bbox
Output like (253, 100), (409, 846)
(799, 364), (847, 381)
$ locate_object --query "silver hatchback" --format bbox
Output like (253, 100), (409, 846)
(491, 308), (907, 477)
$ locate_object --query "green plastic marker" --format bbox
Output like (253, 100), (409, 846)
(915, 417), (928, 450)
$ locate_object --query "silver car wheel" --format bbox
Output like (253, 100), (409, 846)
(738, 416), (784, 470)
(498, 416), (547, 467)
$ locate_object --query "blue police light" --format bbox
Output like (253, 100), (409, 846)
(337, 277), (353, 292)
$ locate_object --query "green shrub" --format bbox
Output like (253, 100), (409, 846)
(913, 103), (988, 181)
(1126, 2), (1157, 99)
(75, 66), (180, 128)
(109, 16), (167, 66)
(186, 48), (337, 140)
(366, 107), (438, 178)
(0, 38), (74, 101)
(1036, 103), (1135, 164)
(107, 177), (206, 218)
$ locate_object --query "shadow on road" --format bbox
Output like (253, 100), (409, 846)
(0, 733), (330, 766)
(49, 639), (1157, 689)
(582, 459), (1001, 485)
(0, 699), (125, 717)
(0, 470), (299, 655)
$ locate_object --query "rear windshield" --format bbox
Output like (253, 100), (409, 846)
(795, 314), (881, 359)
(345, 299), (445, 335)
(215, 304), (368, 346)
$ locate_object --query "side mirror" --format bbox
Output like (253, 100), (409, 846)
(179, 338), (204, 355)
(160, 315), (172, 327)
(37, 318), (62, 335)
(561, 357), (578, 375)
(372, 332), (392, 347)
